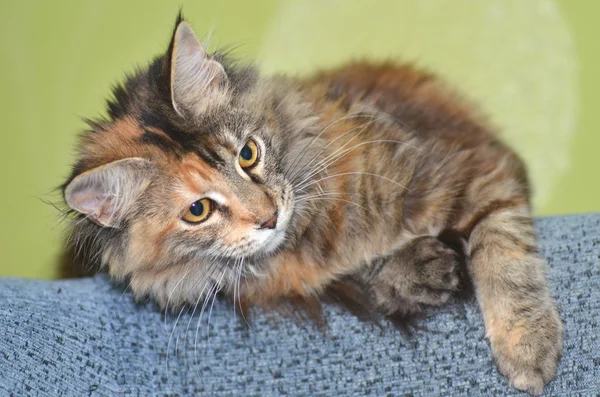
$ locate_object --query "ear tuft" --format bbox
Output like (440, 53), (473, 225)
(175, 9), (185, 27)
(170, 21), (229, 118)
(64, 158), (156, 228)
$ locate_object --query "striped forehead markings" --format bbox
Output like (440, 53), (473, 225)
(137, 126), (230, 167)
(140, 129), (182, 155)
(180, 155), (216, 184)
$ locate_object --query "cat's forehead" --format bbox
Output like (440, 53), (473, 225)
(198, 105), (264, 134)
(76, 94), (270, 183)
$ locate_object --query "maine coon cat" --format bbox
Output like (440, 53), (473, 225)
(62, 16), (562, 395)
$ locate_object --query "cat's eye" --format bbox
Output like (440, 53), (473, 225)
(239, 139), (260, 169)
(183, 198), (212, 223)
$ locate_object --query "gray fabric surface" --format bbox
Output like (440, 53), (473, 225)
(1, 214), (599, 397)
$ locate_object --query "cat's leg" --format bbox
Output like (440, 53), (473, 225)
(360, 235), (460, 315)
(460, 154), (562, 395)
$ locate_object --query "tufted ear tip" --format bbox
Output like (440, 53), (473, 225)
(168, 20), (229, 118)
(175, 9), (185, 27)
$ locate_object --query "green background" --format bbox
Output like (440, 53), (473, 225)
(1, 1), (598, 280)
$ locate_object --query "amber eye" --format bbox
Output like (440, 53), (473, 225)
(183, 198), (212, 223)
(239, 139), (259, 169)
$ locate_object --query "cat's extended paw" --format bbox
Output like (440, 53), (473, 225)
(489, 303), (563, 395)
(371, 236), (460, 312)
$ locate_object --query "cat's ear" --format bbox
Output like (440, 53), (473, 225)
(169, 20), (229, 118)
(64, 158), (156, 228)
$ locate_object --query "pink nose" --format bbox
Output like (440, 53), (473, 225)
(259, 212), (278, 230)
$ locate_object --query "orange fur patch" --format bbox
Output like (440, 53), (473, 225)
(244, 252), (330, 303)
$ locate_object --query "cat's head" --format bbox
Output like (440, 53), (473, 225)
(62, 17), (318, 289)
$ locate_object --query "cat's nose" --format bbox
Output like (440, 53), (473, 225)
(259, 212), (278, 230)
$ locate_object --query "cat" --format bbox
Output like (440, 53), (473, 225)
(62, 15), (562, 395)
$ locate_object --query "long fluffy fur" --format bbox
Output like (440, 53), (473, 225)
(62, 17), (562, 396)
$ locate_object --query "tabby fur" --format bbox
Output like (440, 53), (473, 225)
(62, 16), (562, 395)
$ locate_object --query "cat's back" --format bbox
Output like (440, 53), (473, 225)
(301, 61), (495, 147)
(296, 61), (520, 235)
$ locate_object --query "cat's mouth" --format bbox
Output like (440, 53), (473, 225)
(255, 206), (290, 255)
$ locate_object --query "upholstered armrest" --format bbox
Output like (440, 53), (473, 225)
(1, 214), (599, 396)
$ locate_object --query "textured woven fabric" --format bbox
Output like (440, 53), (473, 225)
(1, 214), (599, 396)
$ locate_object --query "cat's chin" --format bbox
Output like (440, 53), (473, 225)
(260, 229), (286, 255)
(250, 224), (287, 256)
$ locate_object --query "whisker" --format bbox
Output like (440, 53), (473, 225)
(301, 172), (408, 192)
(289, 116), (379, 183)
(166, 305), (187, 376)
(206, 270), (227, 343)
(236, 256), (254, 332)
(292, 121), (376, 188)
(295, 191), (348, 202)
(285, 112), (375, 175)
(164, 267), (193, 331)
(193, 280), (219, 366)
(296, 139), (418, 191)
(193, 262), (228, 366)
(298, 197), (376, 215)
(286, 113), (379, 181)
(165, 256), (222, 371)
(232, 257), (241, 317)
(293, 113), (396, 180)
(117, 278), (135, 304)
(294, 115), (385, 173)
(182, 258), (222, 354)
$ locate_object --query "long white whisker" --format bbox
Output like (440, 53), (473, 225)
(182, 259), (222, 353)
(301, 172), (408, 192)
(206, 270), (226, 342)
(295, 191), (348, 202)
(285, 112), (376, 180)
(298, 197), (376, 214)
(164, 266), (193, 331)
(292, 120), (377, 188)
(232, 258), (241, 317)
(296, 115), (384, 170)
(166, 305), (187, 376)
(236, 256), (254, 332)
(304, 137), (417, 186)
(290, 116), (379, 183)
(296, 139), (417, 191)
(117, 278), (134, 303)
(194, 280), (219, 366)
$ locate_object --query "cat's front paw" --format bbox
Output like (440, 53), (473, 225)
(401, 236), (460, 306)
(489, 303), (563, 395)
(370, 236), (460, 313)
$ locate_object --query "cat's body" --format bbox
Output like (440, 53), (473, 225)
(63, 18), (562, 395)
